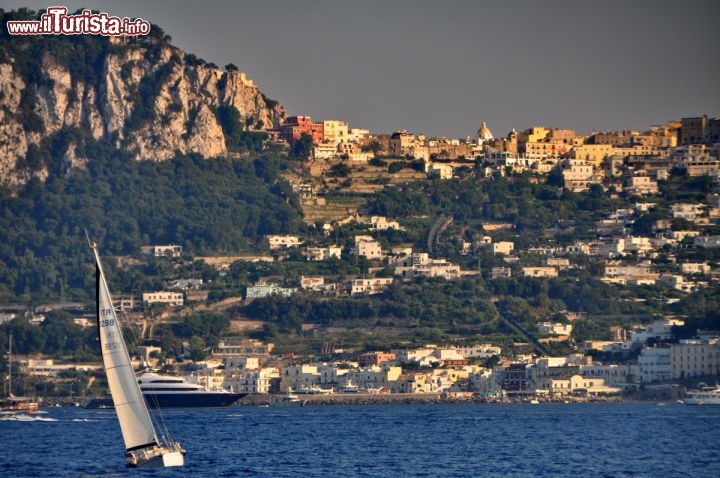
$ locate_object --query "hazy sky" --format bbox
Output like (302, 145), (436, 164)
(4, 0), (719, 138)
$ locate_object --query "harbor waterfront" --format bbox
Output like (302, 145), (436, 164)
(1, 402), (719, 477)
(42, 391), (628, 408)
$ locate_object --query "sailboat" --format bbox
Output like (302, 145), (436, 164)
(90, 239), (184, 468)
(1, 335), (40, 416)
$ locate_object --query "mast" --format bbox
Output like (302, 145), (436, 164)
(91, 240), (160, 453)
(7, 335), (11, 398)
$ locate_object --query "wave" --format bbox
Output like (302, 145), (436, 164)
(0, 413), (58, 422)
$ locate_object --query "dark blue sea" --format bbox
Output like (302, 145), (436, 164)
(1, 402), (718, 477)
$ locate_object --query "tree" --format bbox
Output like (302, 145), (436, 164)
(261, 323), (280, 340)
(40, 310), (82, 356)
(188, 335), (206, 361)
(388, 161), (406, 174)
(328, 163), (351, 177)
(216, 104), (243, 149)
(3, 319), (47, 354)
(173, 312), (230, 346)
(362, 140), (382, 154)
(225, 63), (239, 72)
(290, 133), (313, 160)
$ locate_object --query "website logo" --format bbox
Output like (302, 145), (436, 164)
(6, 7), (151, 36)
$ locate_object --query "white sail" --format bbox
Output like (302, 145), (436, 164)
(92, 245), (159, 452)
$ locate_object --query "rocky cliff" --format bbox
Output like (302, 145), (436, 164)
(0, 31), (286, 189)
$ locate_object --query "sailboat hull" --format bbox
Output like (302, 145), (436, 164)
(162, 451), (185, 467)
(128, 446), (185, 468)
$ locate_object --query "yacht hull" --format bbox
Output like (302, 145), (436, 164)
(142, 392), (246, 408)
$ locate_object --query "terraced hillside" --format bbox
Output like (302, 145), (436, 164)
(289, 159), (426, 224)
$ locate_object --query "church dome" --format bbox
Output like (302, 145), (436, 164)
(477, 121), (494, 142)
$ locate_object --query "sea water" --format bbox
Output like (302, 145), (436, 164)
(1, 402), (718, 477)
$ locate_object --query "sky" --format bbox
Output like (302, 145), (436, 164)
(4, 0), (720, 138)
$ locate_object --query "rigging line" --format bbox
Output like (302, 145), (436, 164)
(117, 297), (175, 444)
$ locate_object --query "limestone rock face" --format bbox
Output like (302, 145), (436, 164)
(0, 40), (286, 189)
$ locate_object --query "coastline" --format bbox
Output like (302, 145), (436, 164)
(237, 392), (627, 407)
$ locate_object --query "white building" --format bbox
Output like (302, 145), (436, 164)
(468, 368), (502, 396)
(604, 261), (652, 277)
(391, 253), (461, 280)
(579, 364), (639, 388)
(671, 340), (720, 379)
(680, 262), (712, 275)
(347, 128), (370, 143)
(143, 291), (184, 306)
(313, 143), (339, 159)
(359, 216), (403, 231)
(522, 267), (558, 278)
(625, 175), (658, 195)
(280, 364), (321, 392)
(322, 120), (349, 146)
(629, 318), (685, 345)
(305, 245), (343, 261)
(224, 356), (260, 371)
(455, 344), (502, 359)
(141, 245), (183, 257)
(658, 274), (700, 293)
(492, 241), (514, 255)
(354, 235), (384, 259)
(591, 238), (625, 257)
(491, 267), (512, 279)
(349, 277), (393, 296)
(671, 203), (704, 221)
(562, 163), (596, 192)
(623, 236), (653, 254)
(427, 163), (453, 179)
(215, 338), (274, 360)
(537, 322), (573, 336)
(638, 346), (672, 383)
(246, 284), (295, 300)
(395, 346), (438, 366)
(267, 235), (303, 250)
(300, 276), (326, 290)
(224, 368), (277, 394)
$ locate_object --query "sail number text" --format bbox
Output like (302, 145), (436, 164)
(100, 307), (115, 327)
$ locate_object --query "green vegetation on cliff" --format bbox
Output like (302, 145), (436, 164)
(0, 144), (303, 303)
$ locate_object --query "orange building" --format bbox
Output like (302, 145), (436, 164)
(280, 115), (324, 145)
(359, 352), (397, 367)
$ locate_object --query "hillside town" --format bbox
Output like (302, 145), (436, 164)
(4, 112), (719, 404)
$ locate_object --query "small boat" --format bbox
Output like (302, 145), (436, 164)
(138, 372), (245, 408)
(272, 389), (304, 407)
(339, 380), (360, 393)
(91, 239), (184, 468)
(294, 385), (334, 395)
(1, 335), (40, 417)
(683, 384), (720, 405)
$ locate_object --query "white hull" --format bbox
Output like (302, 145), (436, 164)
(272, 392), (305, 407)
(130, 446), (184, 468)
(682, 385), (720, 405)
